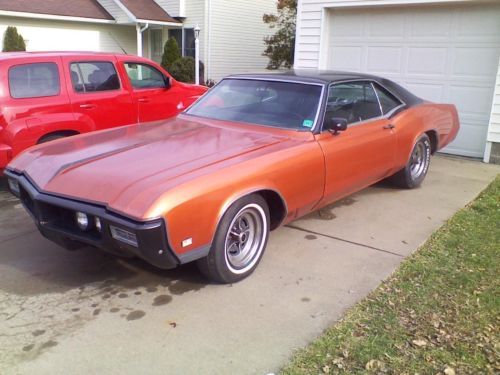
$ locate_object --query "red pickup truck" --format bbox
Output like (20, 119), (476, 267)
(0, 52), (207, 173)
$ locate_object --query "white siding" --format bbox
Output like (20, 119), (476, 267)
(96, 0), (132, 24)
(155, 0), (185, 18)
(0, 16), (137, 55)
(486, 61), (500, 143)
(208, 0), (275, 81)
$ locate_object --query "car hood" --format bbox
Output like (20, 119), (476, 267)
(10, 116), (289, 219)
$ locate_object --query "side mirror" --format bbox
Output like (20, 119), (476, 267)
(324, 117), (348, 134)
(164, 76), (171, 89)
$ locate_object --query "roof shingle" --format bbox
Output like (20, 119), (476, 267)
(0, 0), (114, 20)
(119, 0), (180, 24)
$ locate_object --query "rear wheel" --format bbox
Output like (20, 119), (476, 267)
(390, 134), (431, 188)
(197, 194), (270, 283)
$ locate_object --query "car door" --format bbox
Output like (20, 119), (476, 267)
(63, 56), (136, 131)
(123, 61), (181, 123)
(315, 81), (399, 205)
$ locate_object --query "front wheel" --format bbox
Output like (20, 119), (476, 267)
(197, 194), (270, 283)
(390, 134), (431, 188)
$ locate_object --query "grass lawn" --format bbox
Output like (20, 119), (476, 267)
(282, 176), (499, 375)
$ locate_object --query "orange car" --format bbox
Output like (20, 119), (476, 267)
(5, 72), (459, 283)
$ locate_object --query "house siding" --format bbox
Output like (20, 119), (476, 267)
(487, 60), (500, 144)
(155, 0), (185, 18)
(208, 0), (275, 81)
(96, 0), (132, 23)
(0, 16), (137, 54)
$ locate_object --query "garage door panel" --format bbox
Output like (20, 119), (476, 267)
(457, 8), (500, 39)
(328, 46), (362, 70)
(404, 82), (444, 103)
(442, 124), (488, 157)
(453, 47), (500, 79)
(409, 10), (451, 38)
(407, 47), (447, 75)
(367, 47), (402, 73)
(368, 12), (405, 38)
(327, 3), (500, 157)
(449, 85), (495, 115)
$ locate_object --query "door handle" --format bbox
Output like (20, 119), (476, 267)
(138, 97), (150, 103)
(383, 124), (395, 130)
(79, 103), (96, 109)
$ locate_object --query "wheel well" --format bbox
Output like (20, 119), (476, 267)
(256, 190), (287, 230)
(425, 130), (438, 154)
(38, 130), (79, 144)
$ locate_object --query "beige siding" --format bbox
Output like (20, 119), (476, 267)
(0, 16), (137, 55)
(155, 0), (185, 18)
(208, 0), (275, 81)
(96, 0), (132, 23)
(487, 60), (500, 143)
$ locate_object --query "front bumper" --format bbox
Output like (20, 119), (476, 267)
(4, 170), (180, 269)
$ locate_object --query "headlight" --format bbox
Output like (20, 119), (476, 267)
(110, 225), (138, 247)
(7, 177), (20, 196)
(95, 217), (102, 232)
(75, 212), (90, 231)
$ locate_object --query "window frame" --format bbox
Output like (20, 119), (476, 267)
(69, 60), (122, 94)
(321, 79), (406, 132)
(8, 62), (61, 99)
(124, 62), (169, 91)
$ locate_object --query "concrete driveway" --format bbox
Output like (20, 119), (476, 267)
(0, 155), (498, 375)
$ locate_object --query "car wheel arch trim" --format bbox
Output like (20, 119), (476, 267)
(211, 187), (288, 246)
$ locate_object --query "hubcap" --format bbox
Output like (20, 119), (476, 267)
(225, 205), (265, 271)
(410, 142), (427, 180)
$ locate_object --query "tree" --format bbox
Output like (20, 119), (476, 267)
(2, 26), (26, 52)
(262, 0), (296, 69)
(161, 37), (181, 71)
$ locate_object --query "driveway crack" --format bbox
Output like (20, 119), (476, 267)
(285, 224), (404, 258)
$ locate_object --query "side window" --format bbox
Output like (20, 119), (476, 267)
(124, 63), (167, 89)
(373, 83), (403, 114)
(9, 63), (60, 99)
(70, 62), (120, 93)
(326, 82), (382, 125)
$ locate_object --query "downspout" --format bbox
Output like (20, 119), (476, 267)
(205, 0), (211, 80)
(136, 22), (149, 57)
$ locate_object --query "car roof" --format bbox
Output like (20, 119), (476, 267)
(227, 70), (424, 107)
(0, 51), (134, 60)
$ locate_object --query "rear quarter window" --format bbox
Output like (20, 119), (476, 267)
(9, 62), (60, 99)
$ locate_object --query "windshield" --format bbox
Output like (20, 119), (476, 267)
(186, 79), (323, 130)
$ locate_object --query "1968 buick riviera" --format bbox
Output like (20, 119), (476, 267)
(5, 72), (459, 283)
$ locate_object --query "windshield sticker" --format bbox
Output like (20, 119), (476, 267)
(302, 119), (314, 128)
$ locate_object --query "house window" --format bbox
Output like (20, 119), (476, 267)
(150, 29), (163, 59)
(70, 62), (120, 93)
(169, 28), (195, 58)
(9, 63), (60, 99)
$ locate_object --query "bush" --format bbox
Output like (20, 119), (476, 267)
(169, 57), (205, 84)
(2, 26), (26, 52)
(161, 37), (181, 71)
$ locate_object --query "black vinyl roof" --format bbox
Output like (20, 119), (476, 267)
(227, 70), (423, 107)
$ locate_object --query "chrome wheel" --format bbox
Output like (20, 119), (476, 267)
(224, 203), (267, 274)
(410, 141), (426, 180)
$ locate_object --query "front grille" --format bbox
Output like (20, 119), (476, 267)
(19, 185), (35, 217)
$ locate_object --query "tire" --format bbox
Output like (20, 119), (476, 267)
(390, 134), (431, 189)
(197, 194), (270, 284)
(37, 134), (66, 144)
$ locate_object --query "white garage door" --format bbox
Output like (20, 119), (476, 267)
(326, 3), (500, 157)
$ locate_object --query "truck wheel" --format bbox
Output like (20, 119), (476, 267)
(391, 134), (431, 189)
(197, 194), (270, 283)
